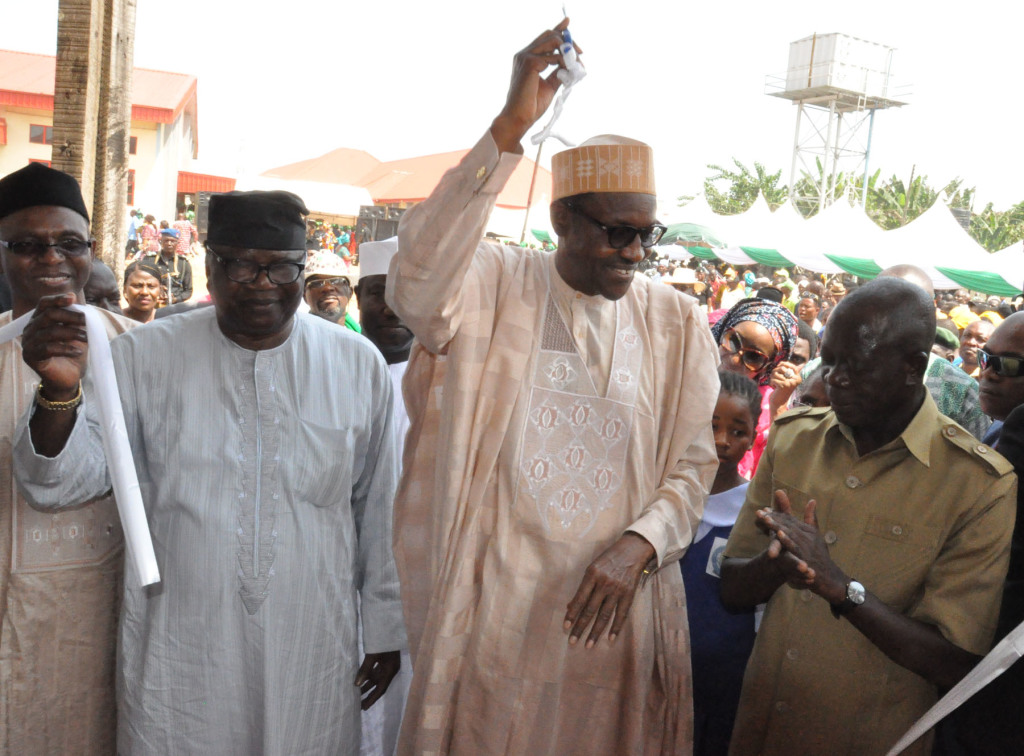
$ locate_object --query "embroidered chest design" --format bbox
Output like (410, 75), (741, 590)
(516, 295), (643, 539)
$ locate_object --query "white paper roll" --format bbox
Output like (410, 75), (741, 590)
(885, 622), (1024, 755)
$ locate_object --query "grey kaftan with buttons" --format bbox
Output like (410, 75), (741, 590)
(13, 308), (406, 756)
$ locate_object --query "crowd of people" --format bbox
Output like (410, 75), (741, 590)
(1, 19), (1023, 756)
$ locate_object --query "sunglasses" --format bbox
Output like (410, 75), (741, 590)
(0, 238), (94, 258)
(566, 204), (667, 249)
(979, 349), (1024, 378)
(306, 276), (350, 290)
(721, 329), (772, 373)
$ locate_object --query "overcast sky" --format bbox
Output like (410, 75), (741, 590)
(3, 0), (1022, 210)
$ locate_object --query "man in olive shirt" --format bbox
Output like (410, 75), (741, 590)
(721, 278), (1016, 756)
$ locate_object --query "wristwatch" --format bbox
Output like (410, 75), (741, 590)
(830, 580), (866, 619)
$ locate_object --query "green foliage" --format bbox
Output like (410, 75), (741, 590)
(682, 158), (1022, 252)
(970, 201), (1024, 252)
(702, 159), (788, 214)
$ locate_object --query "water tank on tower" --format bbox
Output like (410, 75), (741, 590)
(766, 33), (909, 214)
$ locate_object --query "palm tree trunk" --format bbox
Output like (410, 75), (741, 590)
(52, 0), (137, 280)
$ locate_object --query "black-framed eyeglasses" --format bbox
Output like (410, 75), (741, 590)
(979, 349), (1024, 378)
(206, 245), (305, 285)
(305, 276), (350, 291)
(565, 203), (666, 249)
(721, 328), (773, 373)
(0, 238), (94, 258)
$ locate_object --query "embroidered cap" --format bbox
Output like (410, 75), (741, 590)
(551, 135), (655, 202)
(305, 251), (351, 283)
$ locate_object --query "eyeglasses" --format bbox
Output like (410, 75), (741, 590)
(565, 204), (666, 249)
(979, 349), (1024, 378)
(0, 238), (93, 258)
(207, 246), (305, 285)
(721, 328), (773, 373)
(305, 276), (350, 291)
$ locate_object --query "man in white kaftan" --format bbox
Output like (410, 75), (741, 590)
(388, 22), (719, 755)
(0, 162), (136, 755)
(355, 237), (417, 756)
(13, 190), (406, 755)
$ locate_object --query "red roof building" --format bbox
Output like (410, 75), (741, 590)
(263, 145), (552, 210)
(0, 49), (232, 218)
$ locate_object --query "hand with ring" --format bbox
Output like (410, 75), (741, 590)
(770, 360), (803, 392)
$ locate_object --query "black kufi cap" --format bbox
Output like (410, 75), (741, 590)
(207, 190), (308, 250)
(0, 163), (89, 222)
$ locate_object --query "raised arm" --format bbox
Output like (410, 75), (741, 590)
(386, 19), (577, 352)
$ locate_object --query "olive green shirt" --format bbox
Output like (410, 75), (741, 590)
(725, 393), (1017, 756)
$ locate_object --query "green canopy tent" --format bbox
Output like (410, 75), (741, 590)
(660, 222), (725, 248)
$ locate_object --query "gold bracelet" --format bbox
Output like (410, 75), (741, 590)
(36, 381), (83, 411)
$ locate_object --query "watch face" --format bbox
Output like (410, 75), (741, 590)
(848, 581), (867, 605)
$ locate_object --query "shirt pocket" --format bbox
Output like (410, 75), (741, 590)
(857, 514), (943, 608)
(770, 479), (815, 521)
(290, 420), (357, 508)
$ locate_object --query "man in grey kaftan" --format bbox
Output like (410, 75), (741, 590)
(13, 190), (405, 755)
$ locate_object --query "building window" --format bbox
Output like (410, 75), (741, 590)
(28, 159), (51, 167)
(129, 136), (137, 155)
(29, 124), (53, 145)
(127, 169), (135, 206)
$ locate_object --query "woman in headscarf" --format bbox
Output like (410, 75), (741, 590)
(711, 297), (801, 477)
(122, 259), (164, 324)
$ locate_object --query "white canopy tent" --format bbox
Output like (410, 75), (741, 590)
(666, 193), (1020, 295)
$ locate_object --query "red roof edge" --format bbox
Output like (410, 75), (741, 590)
(177, 171), (235, 194)
(0, 90), (54, 110)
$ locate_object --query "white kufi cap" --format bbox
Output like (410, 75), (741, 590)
(358, 236), (399, 278)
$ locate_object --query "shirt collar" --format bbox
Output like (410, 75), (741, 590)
(827, 389), (937, 466)
(546, 253), (613, 310)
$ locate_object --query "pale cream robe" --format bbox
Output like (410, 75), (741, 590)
(387, 132), (720, 755)
(0, 307), (135, 756)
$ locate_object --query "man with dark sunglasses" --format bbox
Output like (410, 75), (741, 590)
(936, 311), (1024, 753)
(386, 19), (719, 755)
(14, 189), (406, 754)
(977, 315), (1024, 430)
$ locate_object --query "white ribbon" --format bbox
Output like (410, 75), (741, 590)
(886, 620), (1024, 755)
(0, 305), (160, 586)
(531, 30), (587, 148)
